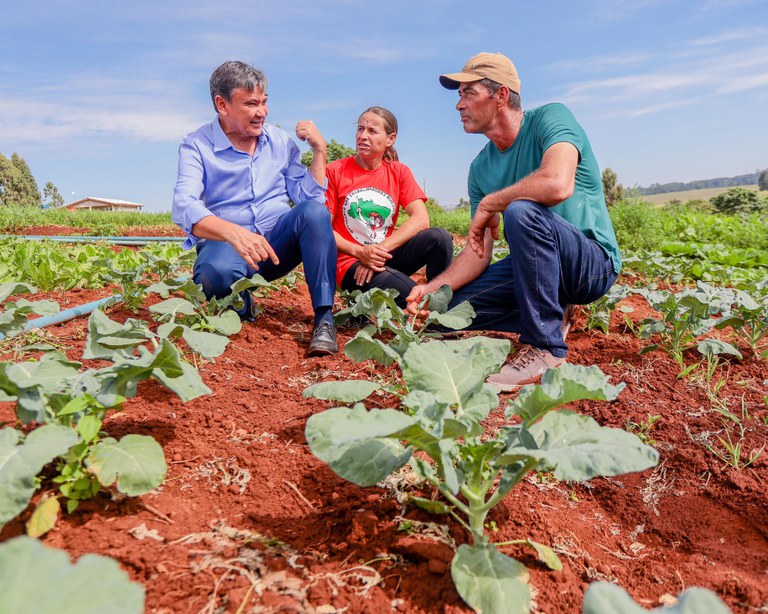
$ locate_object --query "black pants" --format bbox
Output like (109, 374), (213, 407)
(341, 228), (453, 307)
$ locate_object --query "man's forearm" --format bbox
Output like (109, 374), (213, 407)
(483, 170), (568, 212)
(191, 215), (248, 243)
(481, 142), (579, 212)
(425, 232), (492, 292)
(309, 145), (327, 186)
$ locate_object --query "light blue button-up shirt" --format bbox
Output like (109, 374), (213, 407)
(172, 119), (326, 248)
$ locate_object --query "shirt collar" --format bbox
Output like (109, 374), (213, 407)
(211, 117), (272, 153)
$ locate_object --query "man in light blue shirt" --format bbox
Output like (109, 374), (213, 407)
(173, 61), (338, 356)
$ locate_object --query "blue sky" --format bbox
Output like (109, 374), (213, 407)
(2, 0), (766, 212)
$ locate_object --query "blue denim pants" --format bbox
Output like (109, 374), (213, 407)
(193, 200), (337, 316)
(449, 200), (617, 357)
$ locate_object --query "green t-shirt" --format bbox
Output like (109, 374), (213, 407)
(468, 103), (621, 273)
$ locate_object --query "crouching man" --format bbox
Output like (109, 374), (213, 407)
(173, 60), (338, 356)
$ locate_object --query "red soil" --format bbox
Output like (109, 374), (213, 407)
(18, 225), (184, 237)
(1, 229), (766, 613)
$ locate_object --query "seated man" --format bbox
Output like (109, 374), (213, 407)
(172, 60), (338, 356)
(407, 52), (621, 389)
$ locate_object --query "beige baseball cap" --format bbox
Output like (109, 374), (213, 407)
(439, 52), (521, 93)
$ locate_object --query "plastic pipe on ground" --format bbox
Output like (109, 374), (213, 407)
(0, 235), (184, 246)
(0, 295), (124, 341)
(1, 274), (189, 340)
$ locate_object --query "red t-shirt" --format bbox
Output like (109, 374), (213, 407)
(325, 156), (427, 283)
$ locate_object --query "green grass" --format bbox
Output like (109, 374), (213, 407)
(424, 196), (768, 258)
(0, 206), (175, 235)
(610, 199), (768, 253)
(641, 185), (761, 206)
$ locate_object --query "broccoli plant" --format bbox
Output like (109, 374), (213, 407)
(305, 338), (658, 614)
(335, 285), (475, 366)
(584, 283), (632, 334)
(0, 536), (145, 613)
(583, 581), (731, 613)
(0, 282), (60, 340)
(714, 290), (768, 359)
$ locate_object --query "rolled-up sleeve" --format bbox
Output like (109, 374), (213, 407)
(283, 140), (326, 205)
(172, 138), (214, 248)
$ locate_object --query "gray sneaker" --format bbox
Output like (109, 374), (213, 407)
(486, 345), (565, 391)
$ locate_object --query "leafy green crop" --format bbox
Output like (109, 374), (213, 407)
(583, 582), (731, 613)
(0, 341), (210, 425)
(584, 284), (632, 333)
(336, 286), (475, 366)
(305, 339), (658, 614)
(635, 287), (718, 370)
(0, 536), (145, 614)
(714, 290), (768, 359)
(0, 424), (78, 528)
(0, 282), (60, 340)
(1, 402), (167, 527)
(52, 410), (167, 513)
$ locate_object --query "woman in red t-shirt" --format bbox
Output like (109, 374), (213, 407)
(325, 106), (453, 307)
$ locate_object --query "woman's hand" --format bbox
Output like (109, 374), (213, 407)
(355, 244), (391, 270)
(354, 264), (375, 286)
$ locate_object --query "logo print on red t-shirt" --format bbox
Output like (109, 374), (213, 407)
(343, 187), (396, 245)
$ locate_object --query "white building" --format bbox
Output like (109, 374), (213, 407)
(60, 197), (144, 212)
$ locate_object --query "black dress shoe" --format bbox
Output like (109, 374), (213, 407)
(307, 321), (338, 356)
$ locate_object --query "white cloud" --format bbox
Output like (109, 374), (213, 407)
(629, 99), (698, 116)
(559, 40), (768, 116)
(588, 0), (664, 23)
(0, 99), (203, 144)
(689, 26), (767, 46)
(716, 72), (768, 94)
(547, 52), (652, 73)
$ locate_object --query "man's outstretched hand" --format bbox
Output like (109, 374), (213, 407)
(405, 284), (433, 318)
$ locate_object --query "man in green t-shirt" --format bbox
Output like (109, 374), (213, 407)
(406, 52), (620, 390)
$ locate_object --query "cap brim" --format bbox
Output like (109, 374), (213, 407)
(439, 72), (481, 90)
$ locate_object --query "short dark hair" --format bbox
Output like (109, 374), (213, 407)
(209, 61), (268, 112)
(478, 78), (521, 111)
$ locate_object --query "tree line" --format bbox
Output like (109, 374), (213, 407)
(635, 171), (764, 195)
(0, 152), (63, 208)
(602, 167), (768, 213)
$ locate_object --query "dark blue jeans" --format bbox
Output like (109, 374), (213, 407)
(193, 200), (337, 316)
(449, 200), (617, 357)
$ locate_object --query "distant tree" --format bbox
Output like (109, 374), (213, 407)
(601, 168), (624, 207)
(456, 197), (471, 211)
(10, 153), (41, 207)
(758, 169), (768, 192)
(301, 139), (356, 169)
(0, 154), (16, 204)
(0, 153), (40, 207)
(709, 187), (764, 214)
(42, 181), (64, 208)
(637, 172), (760, 195)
